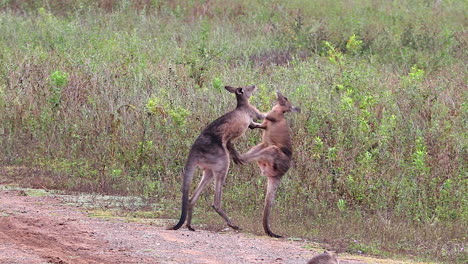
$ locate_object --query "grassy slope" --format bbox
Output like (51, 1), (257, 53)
(0, 0), (466, 263)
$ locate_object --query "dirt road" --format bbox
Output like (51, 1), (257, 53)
(0, 188), (402, 264)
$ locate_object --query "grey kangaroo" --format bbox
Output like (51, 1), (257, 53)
(170, 85), (264, 231)
(307, 251), (339, 264)
(241, 92), (300, 238)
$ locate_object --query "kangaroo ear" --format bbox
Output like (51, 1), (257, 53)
(236, 88), (244, 95)
(224, 86), (237, 93)
(277, 92), (287, 104)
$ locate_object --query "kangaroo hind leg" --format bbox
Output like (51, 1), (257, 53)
(240, 143), (268, 164)
(186, 168), (214, 231)
(242, 146), (280, 165)
(212, 165), (240, 230)
(263, 176), (282, 238)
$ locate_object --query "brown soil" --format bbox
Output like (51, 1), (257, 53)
(0, 188), (407, 264)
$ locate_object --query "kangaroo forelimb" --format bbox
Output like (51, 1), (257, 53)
(249, 121), (267, 129)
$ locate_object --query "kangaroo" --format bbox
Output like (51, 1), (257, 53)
(241, 92), (300, 238)
(307, 251), (339, 264)
(170, 85), (264, 231)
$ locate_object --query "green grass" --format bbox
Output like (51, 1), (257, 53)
(0, 0), (466, 263)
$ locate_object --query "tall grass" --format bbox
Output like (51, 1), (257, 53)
(0, 0), (466, 263)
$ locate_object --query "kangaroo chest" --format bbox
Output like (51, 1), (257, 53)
(262, 121), (291, 147)
(222, 111), (252, 142)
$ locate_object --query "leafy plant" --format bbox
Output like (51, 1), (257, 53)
(323, 41), (344, 66)
(50, 70), (68, 87)
(346, 34), (363, 55)
(411, 135), (430, 175)
(168, 106), (191, 127)
(48, 70), (68, 110)
(212, 77), (223, 92)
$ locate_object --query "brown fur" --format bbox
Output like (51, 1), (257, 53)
(241, 92), (300, 238)
(307, 251), (339, 264)
(170, 85), (264, 231)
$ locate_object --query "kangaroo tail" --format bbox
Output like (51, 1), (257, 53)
(170, 158), (197, 230)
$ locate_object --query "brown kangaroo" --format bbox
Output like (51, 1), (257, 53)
(170, 85), (264, 231)
(241, 92), (300, 238)
(307, 251), (339, 264)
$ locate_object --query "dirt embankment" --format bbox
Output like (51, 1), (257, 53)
(0, 188), (408, 264)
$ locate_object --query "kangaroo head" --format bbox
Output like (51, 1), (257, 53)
(225, 85), (256, 103)
(276, 92), (301, 113)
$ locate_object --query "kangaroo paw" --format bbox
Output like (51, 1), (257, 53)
(187, 225), (196, 231)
